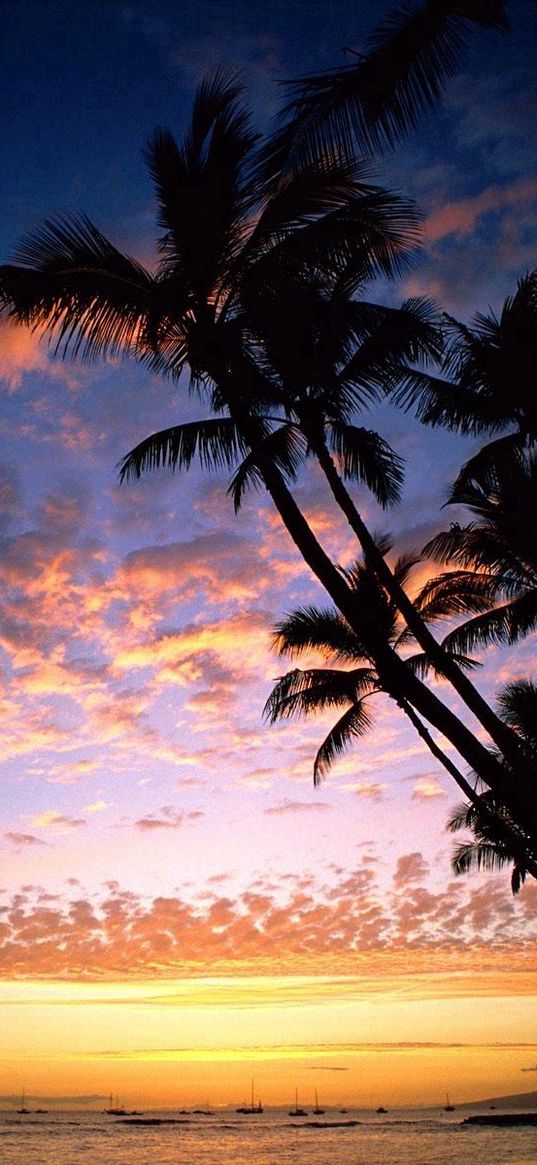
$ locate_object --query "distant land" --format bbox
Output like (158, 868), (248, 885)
(457, 1090), (537, 1111)
(0, 1089), (536, 1111)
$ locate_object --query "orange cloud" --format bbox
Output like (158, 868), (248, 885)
(0, 860), (535, 980)
(426, 176), (537, 243)
(0, 320), (80, 392)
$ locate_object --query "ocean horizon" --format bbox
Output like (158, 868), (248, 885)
(2, 1101), (537, 1165)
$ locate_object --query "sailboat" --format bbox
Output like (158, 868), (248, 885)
(312, 1089), (325, 1115)
(444, 1093), (455, 1112)
(104, 1094), (127, 1116)
(236, 1079), (263, 1114)
(16, 1087), (30, 1115)
(288, 1088), (308, 1117)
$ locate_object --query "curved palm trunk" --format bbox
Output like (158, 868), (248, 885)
(252, 447), (537, 844)
(310, 431), (531, 778)
(397, 698), (481, 804)
(398, 697), (537, 882)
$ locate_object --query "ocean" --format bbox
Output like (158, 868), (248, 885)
(1, 1106), (536, 1165)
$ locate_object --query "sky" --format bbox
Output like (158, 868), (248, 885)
(1, 0), (537, 1111)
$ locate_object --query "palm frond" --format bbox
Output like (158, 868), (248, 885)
(451, 839), (513, 878)
(328, 423), (404, 507)
(247, 174), (421, 291)
(497, 680), (537, 749)
(258, 1), (508, 176)
(145, 72), (258, 298)
(314, 700), (374, 784)
(405, 648), (480, 679)
(414, 568), (502, 620)
(1, 216), (157, 361)
(449, 433), (527, 498)
(442, 272), (537, 440)
(264, 665), (377, 724)
(118, 417), (249, 481)
(227, 422), (307, 511)
(272, 606), (365, 662)
(387, 366), (463, 419)
(441, 592), (537, 654)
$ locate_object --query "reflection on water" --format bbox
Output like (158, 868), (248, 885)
(1, 1107), (536, 1165)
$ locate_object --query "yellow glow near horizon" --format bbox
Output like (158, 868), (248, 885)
(1, 971), (536, 1107)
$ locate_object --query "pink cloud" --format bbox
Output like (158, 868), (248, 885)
(4, 832), (46, 847)
(0, 861), (536, 979)
(394, 853), (430, 887)
(425, 176), (537, 243)
(264, 800), (332, 815)
(134, 808), (204, 831)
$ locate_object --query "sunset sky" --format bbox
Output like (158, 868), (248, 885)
(1, 0), (537, 1110)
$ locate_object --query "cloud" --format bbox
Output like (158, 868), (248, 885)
(340, 782), (386, 800)
(394, 853), (430, 887)
(134, 807), (204, 831)
(0, 858), (536, 980)
(0, 322), (75, 393)
(4, 832), (46, 847)
(425, 176), (537, 244)
(264, 800), (332, 816)
(412, 778), (446, 801)
(81, 801), (109, 815)
(30, 810), (86, 833)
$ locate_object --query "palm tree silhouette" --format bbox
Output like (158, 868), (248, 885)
(393, 272), (537, 495)
(223, 266), (532, 777)
(417, 446), (537, 655)
(1, 73), (535, 846)
(118, 259), (531, 788)
(260, 1), (510, 177)
(448, 680), (537, 893)
(267, 572), (537, 883)
(265, 536), (486, 803)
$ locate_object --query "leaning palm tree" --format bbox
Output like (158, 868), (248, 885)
(267, 572), (537, 884)
(226, 267), (532, 777)
(448, 680), (537, 893)
(260, 1), (510, 177)
(120, 260), (532, 786)
(416, 446), (537, 655)
(1, 73), (535, 842)
(264, 538), (480, 793)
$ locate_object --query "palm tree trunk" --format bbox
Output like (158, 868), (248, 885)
(310, 431), (531, 779)
(397, 697), (537, 881)
(252, 446), (537, 843)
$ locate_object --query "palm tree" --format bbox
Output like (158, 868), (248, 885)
(225, 267), (533, 779)
(264, 537), (483, 802)
(416, 446), (537, 655)
(260, 1), (510, 177)
(392, 271), (537, 496)
(119, 260), (532, 788)
(448, 680), (537, 892)
(1, 73), (535, 843)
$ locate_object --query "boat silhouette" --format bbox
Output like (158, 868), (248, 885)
(104, 1094), (126, 1116)
(17, 1088), (30, 1115)
(444, 1093), (455, 1112)
(289, 1088), (308, 1116)
(312, 1089), (325, 1115)
(236, 1079), (263, 1114)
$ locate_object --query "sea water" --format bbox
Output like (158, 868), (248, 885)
(1, 1107), (536, 1165)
